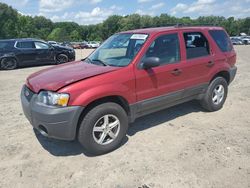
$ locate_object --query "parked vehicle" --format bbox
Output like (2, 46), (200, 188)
(230, 38), (243, 45)
(21, 26), (237, 155)
(48, 41), (59, 46)
(241, 37), (250, 45)
(0, 38), (75, 70)
(61, 41), (73, 48)
(80, 41), (88, 49)
(87, 41), (100, 48)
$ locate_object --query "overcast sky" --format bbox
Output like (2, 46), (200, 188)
(1, 0), (250, 25)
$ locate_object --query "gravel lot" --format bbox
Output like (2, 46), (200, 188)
(0, 46), (249, 188)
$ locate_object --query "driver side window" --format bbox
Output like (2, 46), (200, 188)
(143, 33), (180, 65)
(34, 42), (50, 49)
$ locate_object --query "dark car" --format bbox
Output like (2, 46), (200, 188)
(0, 38), (75, 70)
(21, 26), (237, 155)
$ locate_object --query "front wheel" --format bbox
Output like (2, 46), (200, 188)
(56, 54), (69, 64)
(200, 77), (228, 112)
(78, 102), (128, 155)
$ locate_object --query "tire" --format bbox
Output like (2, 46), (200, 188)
(0, 58), (17, 70)
(200, 77), (228, 112)
(56, 54), (69, 64)
(78, 102), (128, 155)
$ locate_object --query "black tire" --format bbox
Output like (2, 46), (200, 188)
(56, 54), (69, 64)
(78, 102), (128, 155)
(0, 58), (17, 70)
(200, 77), (228, 112)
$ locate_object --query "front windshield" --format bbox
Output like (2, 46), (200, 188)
(87, 33), (148, 67)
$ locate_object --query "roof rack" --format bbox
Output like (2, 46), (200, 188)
(174, 23), (218, 27)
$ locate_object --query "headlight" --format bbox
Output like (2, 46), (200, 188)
(37, 91), (69, 107)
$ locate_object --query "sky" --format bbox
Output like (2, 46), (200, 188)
(1, 0), (250, 25)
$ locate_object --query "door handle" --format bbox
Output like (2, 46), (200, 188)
(171, 68), (182, 76)
(207, 61), (214, 67)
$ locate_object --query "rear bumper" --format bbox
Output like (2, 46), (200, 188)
(21, 86), (83, 140)
(229, 66), (237, 83)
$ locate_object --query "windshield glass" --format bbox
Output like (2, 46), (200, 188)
(87, 33), (148, 67)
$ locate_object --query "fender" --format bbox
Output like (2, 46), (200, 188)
(208, 62), (231, 82)
(0, 52), (17, 61)
(67, 83), (136, 106)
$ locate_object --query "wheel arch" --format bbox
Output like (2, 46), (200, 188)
(210, 70), (230, 84)
(75, 95), (130, 139)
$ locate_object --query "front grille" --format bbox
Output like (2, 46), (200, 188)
(24, 85), (35, 102)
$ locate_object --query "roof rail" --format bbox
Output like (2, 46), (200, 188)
(174, 23), (218, 27)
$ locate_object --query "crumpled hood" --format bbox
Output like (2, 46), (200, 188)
(26, 61), (120, 93)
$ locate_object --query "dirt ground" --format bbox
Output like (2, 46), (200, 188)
(0, 46), (250, 188)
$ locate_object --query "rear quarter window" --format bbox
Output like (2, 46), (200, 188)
(209, 30), (232, 52)
(0, 41), (15, 50)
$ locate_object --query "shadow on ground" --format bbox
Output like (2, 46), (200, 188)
(35, 100), (203, 157)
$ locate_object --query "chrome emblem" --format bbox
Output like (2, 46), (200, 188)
(25, 90), (29, 97)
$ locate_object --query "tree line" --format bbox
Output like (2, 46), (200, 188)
(0, 2), (250, 42)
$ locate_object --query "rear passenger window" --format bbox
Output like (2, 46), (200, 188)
(209, 30), (232, 52)
(16, 41), (34, 49)
(183, 32), (210, 59)
(143, 33), (180, 65)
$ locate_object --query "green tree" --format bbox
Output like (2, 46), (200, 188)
(0, 3), (18, 38)
(47, 28), (69, 42)
(70, 30), (81, 41)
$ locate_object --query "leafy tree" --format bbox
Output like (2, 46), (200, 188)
(0, 2), (250, 42)
(0, 3), (18, 39)
(47, 28), (69, 42)
(70, 30), (81, 41)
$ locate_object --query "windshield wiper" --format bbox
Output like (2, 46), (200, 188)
(91, 59), (109, 66)
(84, 58), (109, 66)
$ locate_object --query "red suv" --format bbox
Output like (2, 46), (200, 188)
(21, 26), (237, 155)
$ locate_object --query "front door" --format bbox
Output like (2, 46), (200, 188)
(34, 41), (54, 64)
(134, 32), (187, 115)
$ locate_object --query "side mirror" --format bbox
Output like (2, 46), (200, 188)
(141, 57), (160, 69)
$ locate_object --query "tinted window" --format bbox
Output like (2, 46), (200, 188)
(143, 33), (180, 65)
(35, 42), (50, 49)
(183, 32), (210, 59)
(16, 41), (34, 49)
(0, 41), (15, 50)
(209, 30), (232, 52)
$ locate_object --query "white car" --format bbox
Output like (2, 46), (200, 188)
(48, 41), (59, 46)
(241, 37), (250, 45)
(87, 41), (100, 48)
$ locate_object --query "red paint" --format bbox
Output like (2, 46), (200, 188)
(26, 26), (236, 107)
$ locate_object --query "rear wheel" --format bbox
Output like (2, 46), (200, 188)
(200, 77), (228, 111)
(78, 102), (128, 155)
(0, 58), (17, 70)
(56, 54), (69, 64)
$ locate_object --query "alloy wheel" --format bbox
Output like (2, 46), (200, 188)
(92, 114), (120, 145)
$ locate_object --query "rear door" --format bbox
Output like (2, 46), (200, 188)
(179, 30), (214, 96)
(34, 41), (54, 64)
(15, 41), (37, 66)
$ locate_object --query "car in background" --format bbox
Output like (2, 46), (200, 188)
(71, 42), (82, 49)
(230, 38), (243, 45)
(241, 37), (250, 45)
(61, 41), (73, 48)
(80, 41), (88, 49)
(87, 41), (100, 48)
(48, 41), (59, 46)
(0, 38), (75, 70)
